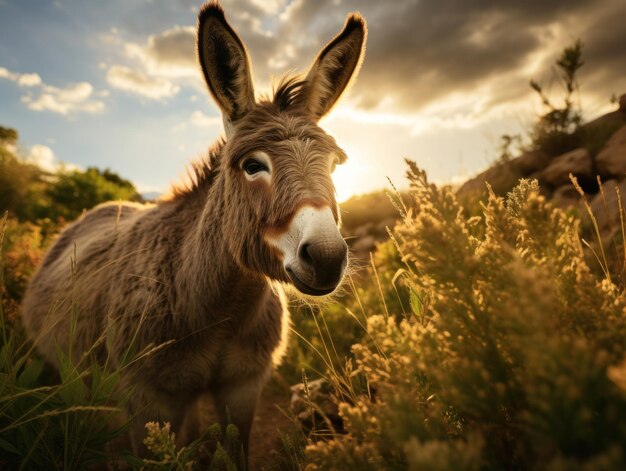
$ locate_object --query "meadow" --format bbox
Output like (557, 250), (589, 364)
(3, 129), (626, 469)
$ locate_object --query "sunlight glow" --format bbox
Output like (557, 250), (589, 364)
(332, 158), (363, 203)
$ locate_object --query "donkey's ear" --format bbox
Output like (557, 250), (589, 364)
(197, 2), (255, 123)
(300, 13), (367, 120)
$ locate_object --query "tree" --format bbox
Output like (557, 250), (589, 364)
(45, 167), (142, 221)
(0, 126), (18, 145)
(0, 127), (47, 222)
(530, 39), (585, 155)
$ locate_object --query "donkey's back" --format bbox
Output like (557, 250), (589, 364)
(21, 201), (153, 366)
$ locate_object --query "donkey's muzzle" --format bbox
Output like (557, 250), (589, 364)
(286, 236), (348, 296)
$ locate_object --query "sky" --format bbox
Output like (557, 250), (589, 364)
(1, 0), (625, 201)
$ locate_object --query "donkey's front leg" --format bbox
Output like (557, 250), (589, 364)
(212, 374), (268, 461)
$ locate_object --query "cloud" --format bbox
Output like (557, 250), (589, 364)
(116, 16), (274, 91)
(101, 26), (202, 102)
(21, 82), (105, 115)
(172, 110), (223, 132)
(142, 26), (196, 72)
(0, 67), (42, 87)
(188, 110), (221, 127)
(1, 65), (105, 115)
(17, 73), (42, 87)
(121, 26), (200, 80)
(25, 144), (82, 172)
(26, 144), (57, 172)
(106, 65), (180, 99)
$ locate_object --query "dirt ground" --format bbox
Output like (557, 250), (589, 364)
(196, 386), (295, 470)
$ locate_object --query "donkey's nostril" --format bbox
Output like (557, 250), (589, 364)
(298, 243), (314, 266)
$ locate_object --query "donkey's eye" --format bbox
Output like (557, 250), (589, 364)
(243, 159), (268, 175)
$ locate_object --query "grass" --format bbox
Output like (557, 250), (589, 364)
(0, 213), (143, 469)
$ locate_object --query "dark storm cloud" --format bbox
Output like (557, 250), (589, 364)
(261, 0), (626, 111)
(135, 0), (626, 112)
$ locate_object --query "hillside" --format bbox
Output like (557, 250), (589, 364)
(458, 94), (626, 237)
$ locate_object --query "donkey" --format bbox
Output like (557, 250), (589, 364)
(21, 0), (366, 457)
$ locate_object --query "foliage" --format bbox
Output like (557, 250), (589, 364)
(340, 190), (407, 237)
(45, 167), (141, 221)
(0, 218), (49, 311)
(0, 126), (18, 145)
(496, 134), (522, 163)
(141, 421), (245, 471)
(529, 40), (585, 156)
(0, 216), (133, 470)
(0, 125), (142, 224)
(305, 162), (626, 470)
(0, 144), (48, 222)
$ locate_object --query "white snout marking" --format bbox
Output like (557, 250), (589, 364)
(265, 206), (339, 265)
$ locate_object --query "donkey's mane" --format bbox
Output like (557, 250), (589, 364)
(271, 75), (308, 111)
(167, 75), (308, 203)
(168, 139), (224, 202)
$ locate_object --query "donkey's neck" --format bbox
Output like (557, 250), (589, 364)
(175, 176), (268, 331)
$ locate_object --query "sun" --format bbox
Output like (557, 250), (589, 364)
(332, 159), (361, 203)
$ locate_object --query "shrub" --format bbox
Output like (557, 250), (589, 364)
(306, 161), (626, 470)
(45, 167), (142, 222)
(0, 218), (50, 309)
(529, 40), (585, 156)
(0, 216), (133, 469)
(0, 145), (47, 222)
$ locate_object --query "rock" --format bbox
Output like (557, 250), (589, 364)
(290, 379), (342, 433)
(620, 94), (626, 112)
(376, 217), (397, 235)
(457, 160), (522, 198)
(596, 125), (626, 178)
(511, 150), (549, 176)
(351, 235), (376, 254)
(552, 184), (582, 210)
(540, 148), (592, 186)
(589, 179), (626, 236)
(354, 222), (374, 238)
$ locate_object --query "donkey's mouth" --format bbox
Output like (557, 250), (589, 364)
(286, 267), (337, 296)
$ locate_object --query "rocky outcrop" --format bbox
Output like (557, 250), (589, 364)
(452, 95), (626, 274)
(457, 96), (626, 215)
(457, 160), (523, 199)
(596, 125), (626, 177)
(511, 150), (548, 175)
(540, 148), (592, 186)
(552, 184), (582, 210)
(589, 179), (626, 237)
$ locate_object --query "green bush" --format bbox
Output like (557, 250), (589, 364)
(306, 162), (626, 470)
(45, 167), (141, 222)
(0, 146), (48, 223)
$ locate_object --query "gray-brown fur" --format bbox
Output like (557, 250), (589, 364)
(21, 0), (366, 457)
